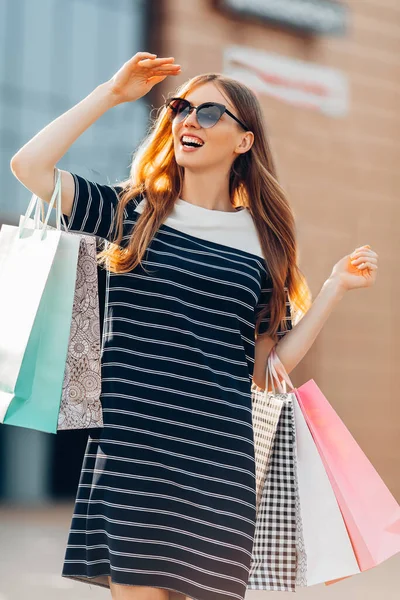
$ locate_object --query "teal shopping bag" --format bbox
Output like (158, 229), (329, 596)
(4, 228), (80, 433)
(1, 168), (80, 433)
(0, 176), (62, 419)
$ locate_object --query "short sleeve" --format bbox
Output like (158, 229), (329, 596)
(63, 173), (124, 241)
(255, 273), (292, 338)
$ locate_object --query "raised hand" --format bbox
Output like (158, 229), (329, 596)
(330, 245), (379, 292)
(107, 52), (181, 105)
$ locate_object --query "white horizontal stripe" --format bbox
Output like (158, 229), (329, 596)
(102, 405), (253, 449)
(102, 341), (247, 369)
(102, 346), (250, 382)
(77, 482), (255, 526)
(153, 223), (266, 271)
(102, 361), (251, 398)
(239, 333), (257, 348)
(85, 450), (254, 489)
(144, 246), (261, 287)
(139, 259), (259, 302)
(64, 558), (109, 566)
(76, 497), (252, 541)
(106, 295), (255, 332)
(92, 415), (254, 465)
(100, 407), (253, 447)
(116, 273), (255, 312)
(100, 378), (252, 414)
(105, 323), (245, 352)
(105, 308), (241, 336)
(80, 466), (255, 507)
(64, 560), (247, 600)
(66, 541), (247, 575)
(68, 542), (247, 587)
(71, 512), (254, 553)
(148, 234), (264, 276)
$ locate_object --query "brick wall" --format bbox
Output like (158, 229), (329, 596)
(150, 0), (400, 498)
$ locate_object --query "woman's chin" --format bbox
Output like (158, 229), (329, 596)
(175, 154), (206, 169)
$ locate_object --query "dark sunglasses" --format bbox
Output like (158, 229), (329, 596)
(165, 97), (248, 131)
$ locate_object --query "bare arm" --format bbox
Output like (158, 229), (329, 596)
(254, 245), (378, 390)
(10, 52), (181, 216)
(253, 278), (345, 390)
(10, 83), (117, 216)
(273, 248), (378, 380)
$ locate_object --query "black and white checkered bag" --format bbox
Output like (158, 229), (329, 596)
(249, 349), (307, 591)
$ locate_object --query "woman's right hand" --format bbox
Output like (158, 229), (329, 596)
(107, 52), (181, 105)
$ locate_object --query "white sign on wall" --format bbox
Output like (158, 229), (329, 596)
(223, 45), (349, 117)
(217, 0), (349, 35)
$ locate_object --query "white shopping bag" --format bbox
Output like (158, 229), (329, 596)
(22, 205), (103, 430)
(293, 394), (361, 585)
(0, 172), (63, 420)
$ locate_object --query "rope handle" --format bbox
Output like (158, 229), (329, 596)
(19, 167), (68, 239)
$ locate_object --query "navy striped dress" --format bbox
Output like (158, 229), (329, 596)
(61, 174), (292, 600)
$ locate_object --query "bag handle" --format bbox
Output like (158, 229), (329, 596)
(265, 346), (296, 394)
(19, 167), (67, 239)
(253, 347), (282, 395)
(34, 168), (68, 232)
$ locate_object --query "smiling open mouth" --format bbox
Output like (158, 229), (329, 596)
(180, 135), (204, 148)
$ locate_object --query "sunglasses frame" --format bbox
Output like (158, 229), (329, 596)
(165, 97), (249, 132)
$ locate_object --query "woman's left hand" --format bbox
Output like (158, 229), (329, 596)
(330, 244), (378, 292)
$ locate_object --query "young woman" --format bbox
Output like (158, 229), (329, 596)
(10, 52), (378, 600)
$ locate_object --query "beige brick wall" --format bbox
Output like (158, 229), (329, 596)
(150, 0), (400, 498)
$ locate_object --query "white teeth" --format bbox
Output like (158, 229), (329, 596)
(181, 136), (204, 146)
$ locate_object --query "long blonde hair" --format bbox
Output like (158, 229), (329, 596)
(98, 73), (312, 339)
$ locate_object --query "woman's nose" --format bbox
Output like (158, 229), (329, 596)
(182, 108), (200, 128)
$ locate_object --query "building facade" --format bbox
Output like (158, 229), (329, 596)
(150, 0), (400, 498)
(0, 0), (151, 503)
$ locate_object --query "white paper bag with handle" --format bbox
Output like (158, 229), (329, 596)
(0, 171), (63, 420)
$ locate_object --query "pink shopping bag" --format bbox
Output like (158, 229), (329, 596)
(269, 347), (400, 574)
(295, 379), (400, 572)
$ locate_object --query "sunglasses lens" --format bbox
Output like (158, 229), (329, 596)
(197, 105), (222, 128)
(167, 99), (223, 128)
(168, 99), (190, 122)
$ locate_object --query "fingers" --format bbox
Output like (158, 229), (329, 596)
(349, 245), (378, 271)
(351, 253), (377, 263)
(125, 53), (181, 79)
(148, 64), (181, 73)
(139, 58), (177, 67)
(351, 244), (374, 254)
(127, 53), (180, 68)
(350, 248), (378, 260)
(126, 52), (157, 66)
(352, 261), (378, 271)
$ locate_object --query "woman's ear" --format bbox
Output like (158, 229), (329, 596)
(236, 131), (254, 154)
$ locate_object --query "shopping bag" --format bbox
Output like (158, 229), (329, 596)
(294, 377), (400, 574)
(1, 170), (80, 433)
(28, 194), (103, 430)
(57, 234), (103, 430)
(0, 173), (62, 420)
(292, 391), (360, 585)
(19, 211), (103, 430)
(249, 347), (361, 590)
(251, 359), (285, 514)
(249, 392), (302, 591)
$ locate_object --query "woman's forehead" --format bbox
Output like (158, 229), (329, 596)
(185, 84), (234, 110)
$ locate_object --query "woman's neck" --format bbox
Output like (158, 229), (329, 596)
(180, 170), (236, 212)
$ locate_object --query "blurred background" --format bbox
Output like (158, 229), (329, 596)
(0, 0), (399, 598)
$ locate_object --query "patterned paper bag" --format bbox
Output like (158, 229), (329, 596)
(57, 235), (103, 430)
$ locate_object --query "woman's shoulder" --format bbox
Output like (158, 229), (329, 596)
(71, 173), (143, 209)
